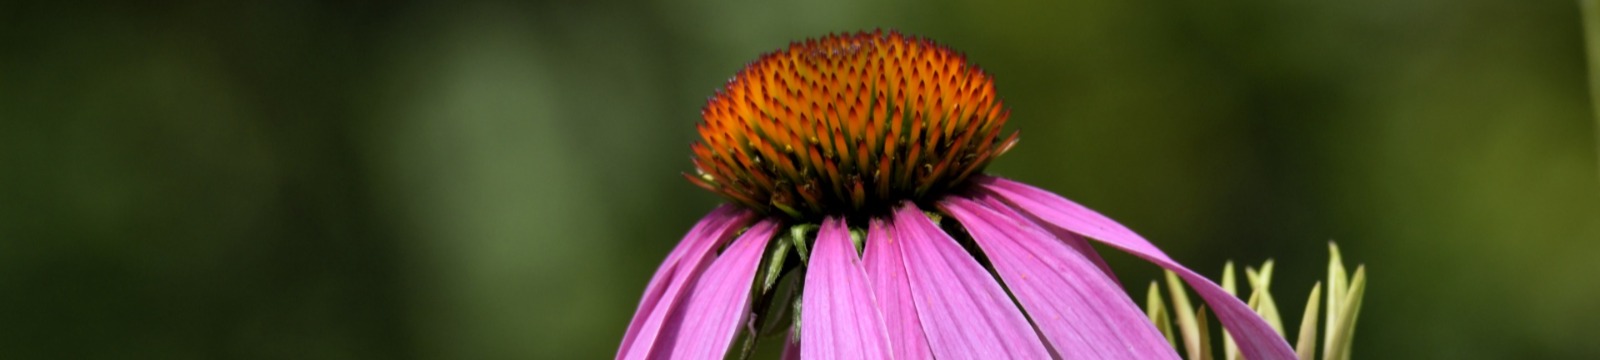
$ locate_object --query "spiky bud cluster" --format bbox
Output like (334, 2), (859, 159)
(688, 30), (1017, 220)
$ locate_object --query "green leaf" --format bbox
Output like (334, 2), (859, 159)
(789, 280), (805, 343)
(1246, 260), (1284, 336)
(849, 228), (866, 255)
(1146, 281), (1175, 348)
(758, 237), (792, 294)
(1221, 262), (1239, 360)
(1295, 282), (1322, 360)
(1326, 266), (1366, 360)
(756, 268), (803, 337)
(1165, 271), (1202, 360)
(788, 224), (815, 263)
(1324, 242), (1347, 357)
(1194, 306), (1214, 360)
(1255, 259), (1277, 290)
(1222, 261), (1238, 296)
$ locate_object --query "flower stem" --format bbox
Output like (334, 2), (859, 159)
(1582, 0), (1600, 178)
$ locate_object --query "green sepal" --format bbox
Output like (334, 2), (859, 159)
(1146, 242), (1365, 360)
(1295, 282), (1322, 360)
(1245, 260), (1284, 336)
(1324, 242), (1347, 357)
(758, 237), (792, 294)
(1325, 266), (1366, 360)
(1221, 262), (1239, 360)
(1194, 305), (1214, 360)
(1145, 281), (1176, 349)
(1164, 271), (1202, 360)
(789, 284), (805, 343)
(756, 268), (803, 338)
(788, 224), (815, 264)
(849, 228), (867, 255)
(1222, 261), (1238, 297)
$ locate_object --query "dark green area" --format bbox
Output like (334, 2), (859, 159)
(2, 0), (1596, 358)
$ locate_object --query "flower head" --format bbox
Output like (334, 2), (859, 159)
(619, 30), (1297, 360)
(687, 31), (1015, 220)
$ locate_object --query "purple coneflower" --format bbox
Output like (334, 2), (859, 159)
(617, 30), (1296, 359)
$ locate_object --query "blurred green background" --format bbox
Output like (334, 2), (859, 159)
(3, 0), (1597, 358)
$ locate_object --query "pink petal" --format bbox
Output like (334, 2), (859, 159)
(617, 205), (753, 360)
(976, 194), (1120, 286)
(657, 219), (780, 359)
(1053, 219), (1119, 283)
(942, 196), (1178, 359)
(892, 202), (1052, 359)
(977, 176), (1298, 360)
(974, 193), (1120, 285)
(801, 218), (894, 360)
(862, 218), (932, 360)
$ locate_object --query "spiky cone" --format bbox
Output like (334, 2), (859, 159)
(617, 30), (1297, 360)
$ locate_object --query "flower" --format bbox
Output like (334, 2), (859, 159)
(617, 30), (1297, 359)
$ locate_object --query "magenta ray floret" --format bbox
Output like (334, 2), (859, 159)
(800, 218), (892, 359)
(942, 196), (1178, 358)
(861, 217), (930, 360)
(618, 190), (1297, 359)
(977, 176), (1294, 359)
(892, 202), (1053, 358)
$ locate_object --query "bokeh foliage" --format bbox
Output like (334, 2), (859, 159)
(1, 0), (1596, 358)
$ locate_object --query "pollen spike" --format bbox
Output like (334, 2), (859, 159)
(689, 30), (1015, 220)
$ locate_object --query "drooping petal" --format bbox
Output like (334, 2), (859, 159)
(617, 205), (754, 359)
(656, 220), (780, 359)
(802, 217), (894, 360)
(862, 218), (932, 360)
(977, 176), (1298, 360)
(974, 192), (1120, 285)
(892, 202), (1052, 359)
(1055, 220), (1119, 282)
(941, 196), (1179, 359)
